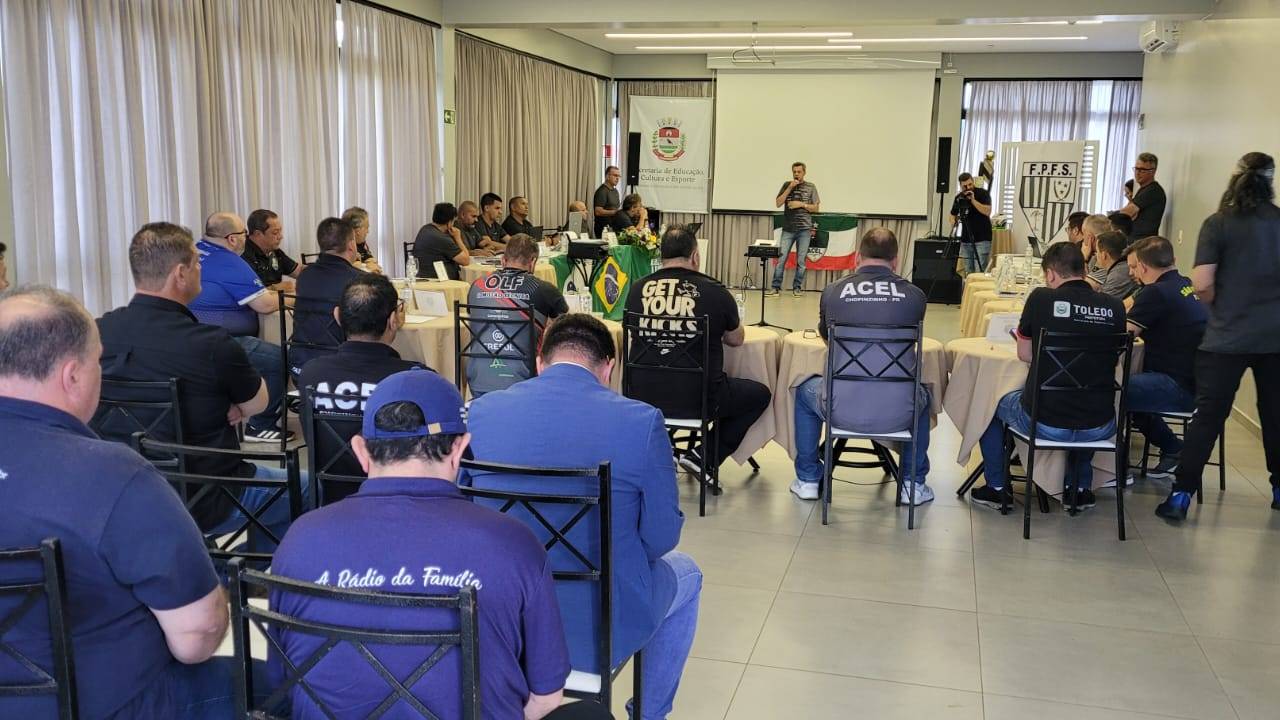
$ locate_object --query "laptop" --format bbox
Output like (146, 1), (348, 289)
(563, 211), (587, 238)
(530, 226), (545, 240)
(1026, 236), (1044, 258)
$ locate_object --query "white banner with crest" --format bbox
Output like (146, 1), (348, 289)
(630, 96), (713, 214)
(998, 140), (1099, 247)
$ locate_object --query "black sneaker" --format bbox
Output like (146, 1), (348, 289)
(1146, 454), (1180, 479)
(969, 484), (1012, 510)
(1063, 488), (1097, 510)
(244, 426), (296, 443)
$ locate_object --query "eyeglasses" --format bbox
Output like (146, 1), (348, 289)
(223, 230), (248, 240)
(1133, 166), (1156, 173)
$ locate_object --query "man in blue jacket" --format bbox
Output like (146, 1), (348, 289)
(468, 314), (700, 720)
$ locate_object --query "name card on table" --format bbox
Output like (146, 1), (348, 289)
(985, 312), (1022, 343)
(412, 289), (449, 317)
(432, 261), (449, 280)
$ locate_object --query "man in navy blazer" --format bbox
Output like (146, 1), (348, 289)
(467, 313), (700, 720)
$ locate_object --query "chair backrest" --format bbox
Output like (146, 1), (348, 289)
(457, 459), (615, 702)
(1026, 329), (1134, 433)
(228, 559), (480, 720)
(0, 539), (78, 720)
(89, 377), (184, 470)
(453, 301), (540, 393)
(280, 290), (345, 371)
(621, 310), (711, 423)
(132, 435), (304, 568)
(300, 252), (322, 266)
(300, 385), (367, 507)
(824, 321), (923, 435)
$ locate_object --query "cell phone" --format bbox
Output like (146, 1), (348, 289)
(1008, 328), (1020, 341)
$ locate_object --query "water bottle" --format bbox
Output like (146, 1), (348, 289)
(734, 289), (747, 320)
(406, 255), (419, 281)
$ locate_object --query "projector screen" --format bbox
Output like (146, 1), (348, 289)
(713, 70), (936, 217)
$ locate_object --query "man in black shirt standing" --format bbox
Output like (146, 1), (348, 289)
(1123, 236), (1207, 480)
(503, 195), (538, 237)
(465, 235), (568, 397)
(1160, 152), (1280, 519)
(593, 165), (622, 238)
(950, 172), (993, 274)
(97, 222), (311, 544)
(241, 208), (300, 290)
(412, 202), (471, 280)
(625, 225), (772, 475)
(290, 217), (366, 375)
(1117, 152), (1167, 240)
(299, 273), (425, 501)
(969, 242), (1126, 510)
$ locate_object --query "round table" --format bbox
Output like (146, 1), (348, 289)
(958, 279), (996, 326)
(771, 332), (948, 459)
(975, 300), (1019, 338)
(942, 337), (1144, 494)
(405, 279), (470, 313)
(459, 261), (558, 286)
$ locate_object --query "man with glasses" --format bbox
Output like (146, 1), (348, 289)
(1117, 153), (1167, 240)
(190, 211), (292, 442)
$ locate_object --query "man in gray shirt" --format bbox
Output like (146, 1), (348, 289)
(788, 227), (934, 505)
(770, 162), (821, 297)
(1086, 230), (1137, 300)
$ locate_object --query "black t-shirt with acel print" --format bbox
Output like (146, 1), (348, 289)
(624, 267), (739, 420)
(1016, 280), (1127, 429)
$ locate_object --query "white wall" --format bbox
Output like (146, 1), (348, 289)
(613, 54), (711, 79)
(373, 0), (442, 23)
(1139, 12), (1280, 431)
(457, 28), (612, 77)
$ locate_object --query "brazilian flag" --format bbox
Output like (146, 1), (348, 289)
(593, 256), (628, 315)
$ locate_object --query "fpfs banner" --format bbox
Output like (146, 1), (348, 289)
(629, 96), (712, 214)
(1000, 140), (1097, 246)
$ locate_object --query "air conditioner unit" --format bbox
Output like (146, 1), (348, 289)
(1140, 21), (1180, 54)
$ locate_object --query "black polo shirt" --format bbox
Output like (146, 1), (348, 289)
(0, 397), (219, 719)
(479, 217), (508, 246)
(502, 215), (536, 238)
(1015, 280), (1127, 429)
(291, 254), (366, 373)
(241, 239), (299, 287)
(298, 341), (426, 501)
(1127, 270), (1207, 390)
(1130, 180), (1167, 239)
(593, 183), (620, 237)
(608, 209), (636, 234)
(97, 294), (262, 527)
(458, 221), (486, 251)
(412, 224), (462, 280)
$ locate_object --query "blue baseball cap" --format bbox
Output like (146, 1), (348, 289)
(361, 368), (467, 440)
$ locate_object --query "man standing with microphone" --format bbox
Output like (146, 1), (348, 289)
(950, 172), (993, 274)
(769, 162), (821, 297)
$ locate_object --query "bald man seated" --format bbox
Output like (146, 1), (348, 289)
(189, 211), (293, 442)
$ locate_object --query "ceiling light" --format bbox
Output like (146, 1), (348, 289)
(607, 31), (852, 39)
(828, 36), (1088, 43)
(1012, 20), (1104, 25)
(635, 44), (863, 51)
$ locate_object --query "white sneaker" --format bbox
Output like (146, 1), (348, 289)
(898, 482), (935, 506)
(789, 479), (820, 501)
(1100, 474), (1137, 490)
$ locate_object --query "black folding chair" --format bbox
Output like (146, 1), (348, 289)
(1006, 330), (1134, 540)
(622, 311), (719, 516)
(132, 435), (306, 568)
(300, 386), (368, 507)
(457, 459), (643, 716)
(279, 290), (344, 448)
(89, 377), (184, 470)
(821, 322), (926, 529)
(1127, 409), (1226, 504)
(300, 252), (322, 266)
(0, 538), (78, 720)
(453, 301), (539, 394)
(228, 559), (480, 720)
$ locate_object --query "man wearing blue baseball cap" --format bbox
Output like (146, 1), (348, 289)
(267, 368), (608, 719)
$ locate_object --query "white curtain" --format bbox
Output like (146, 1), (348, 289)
(340, 1), (440, 277)
(959, 79), (1141, 215)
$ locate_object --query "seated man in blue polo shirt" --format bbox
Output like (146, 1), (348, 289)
(270, 369), (588, 720)
(0, 285), (234, 718)
(289, 216), (366, 375)
(1124, 235), (1208, 479)
(189, 211), (292, 442)
(468, 314), (700, 720)
(970, 242), (1127, 510)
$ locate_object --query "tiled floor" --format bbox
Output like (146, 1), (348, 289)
(227, 290), (1280, 720)
(632, 291), (1280, 720)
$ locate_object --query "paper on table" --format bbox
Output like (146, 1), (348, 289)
(432, 261), (449, 280)
(403, 314), (434, 325)
(412, 289), (449, 317)
(985, 312), (1022, 343)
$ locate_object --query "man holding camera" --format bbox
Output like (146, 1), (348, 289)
(950, 172), (994, 274)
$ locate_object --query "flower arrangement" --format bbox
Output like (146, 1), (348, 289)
(618, 226), (660, 257)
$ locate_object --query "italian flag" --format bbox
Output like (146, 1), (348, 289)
(772, 213), (860, 271)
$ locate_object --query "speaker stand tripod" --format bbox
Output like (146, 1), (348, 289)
(746, 246), (791, 331)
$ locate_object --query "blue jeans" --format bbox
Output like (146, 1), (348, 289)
(1127, 372), (1194, 456)
(234, 336), (285, 430)
(960, 240), (992, 274)
(115, 657), (273, 719)
(636, 551), (701, 720)
(772, 228), (812, 290)
(206, 463), (313, 554)
(979, 390), (1115, 491)
(792, 376), (932, 486)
